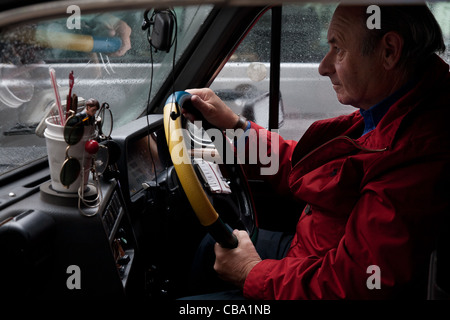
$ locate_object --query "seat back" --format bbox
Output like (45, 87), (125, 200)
(427, 232), (450, 299)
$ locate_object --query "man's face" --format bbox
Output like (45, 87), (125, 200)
(318, 6), (385, 110)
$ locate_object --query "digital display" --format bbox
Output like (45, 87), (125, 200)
(126, 128), (167, 197)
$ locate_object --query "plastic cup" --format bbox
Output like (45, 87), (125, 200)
(44, 116), (96, 193)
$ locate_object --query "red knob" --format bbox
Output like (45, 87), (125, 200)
(85, 139), (99, 154)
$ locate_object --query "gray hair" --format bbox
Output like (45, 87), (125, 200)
(361, 4), (446, 67)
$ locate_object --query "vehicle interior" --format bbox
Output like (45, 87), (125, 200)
(0, 0), (449, 300)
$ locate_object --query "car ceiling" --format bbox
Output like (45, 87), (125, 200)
(0, 0), (441, 28)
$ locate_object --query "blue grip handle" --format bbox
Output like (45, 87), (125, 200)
(166, 91), (203, 120)
(91, 37), (122, 53)
(167, 91), (214, 129)
(166, 91), (191, 106)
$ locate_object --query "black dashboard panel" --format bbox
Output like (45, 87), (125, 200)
(0, 115), (168, 298)
(0, 175), (138, 298)
(0, 114), (200, 299)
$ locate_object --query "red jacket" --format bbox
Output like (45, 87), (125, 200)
(242, 55), (450, 299)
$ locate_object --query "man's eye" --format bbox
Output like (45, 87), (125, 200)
(334, 46), (341, 53)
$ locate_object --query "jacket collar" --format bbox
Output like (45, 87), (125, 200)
(361, 54), (450, 150)
(359, 77), (419, 136)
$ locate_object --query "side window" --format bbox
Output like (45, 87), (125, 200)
(210, 8), (271, 130)
(210, 3), (346, 140)
(278, 4), (348, 140)
(429, 2), (450, 63)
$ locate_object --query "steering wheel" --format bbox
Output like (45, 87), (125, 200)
(163, 91), (257, 248)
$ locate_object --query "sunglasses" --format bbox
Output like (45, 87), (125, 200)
(60, 111), (88, 189)
(59, 104), (113, 216)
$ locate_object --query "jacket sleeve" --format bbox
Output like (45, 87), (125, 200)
(238, 121), (298, 196)
(243, 157), (450, 299)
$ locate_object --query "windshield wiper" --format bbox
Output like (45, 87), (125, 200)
(3, 123), (38, 136)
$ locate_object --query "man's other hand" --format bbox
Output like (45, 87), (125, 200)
(213, 230), (262, 289)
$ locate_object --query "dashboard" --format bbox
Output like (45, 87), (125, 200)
(0, 114), (183, 298)
(0, 113), (255, 299)
(0, 174), (137, 298)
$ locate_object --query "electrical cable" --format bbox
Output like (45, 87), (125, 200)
(144, 8), (178, 189)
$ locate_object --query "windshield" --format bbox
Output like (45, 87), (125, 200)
(0, 5), (213, 176)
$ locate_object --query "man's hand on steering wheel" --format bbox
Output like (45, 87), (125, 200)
(164, 89), (260, 288)
(184, 88), (241, 130)
(164, 90), (257, 250)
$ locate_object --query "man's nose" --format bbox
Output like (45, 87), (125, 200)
(318, 51), (334, 77)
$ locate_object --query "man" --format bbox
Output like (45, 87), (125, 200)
(183, 4), (450, 299)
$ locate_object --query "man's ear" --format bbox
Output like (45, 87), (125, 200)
(381, 31), (404, 70)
